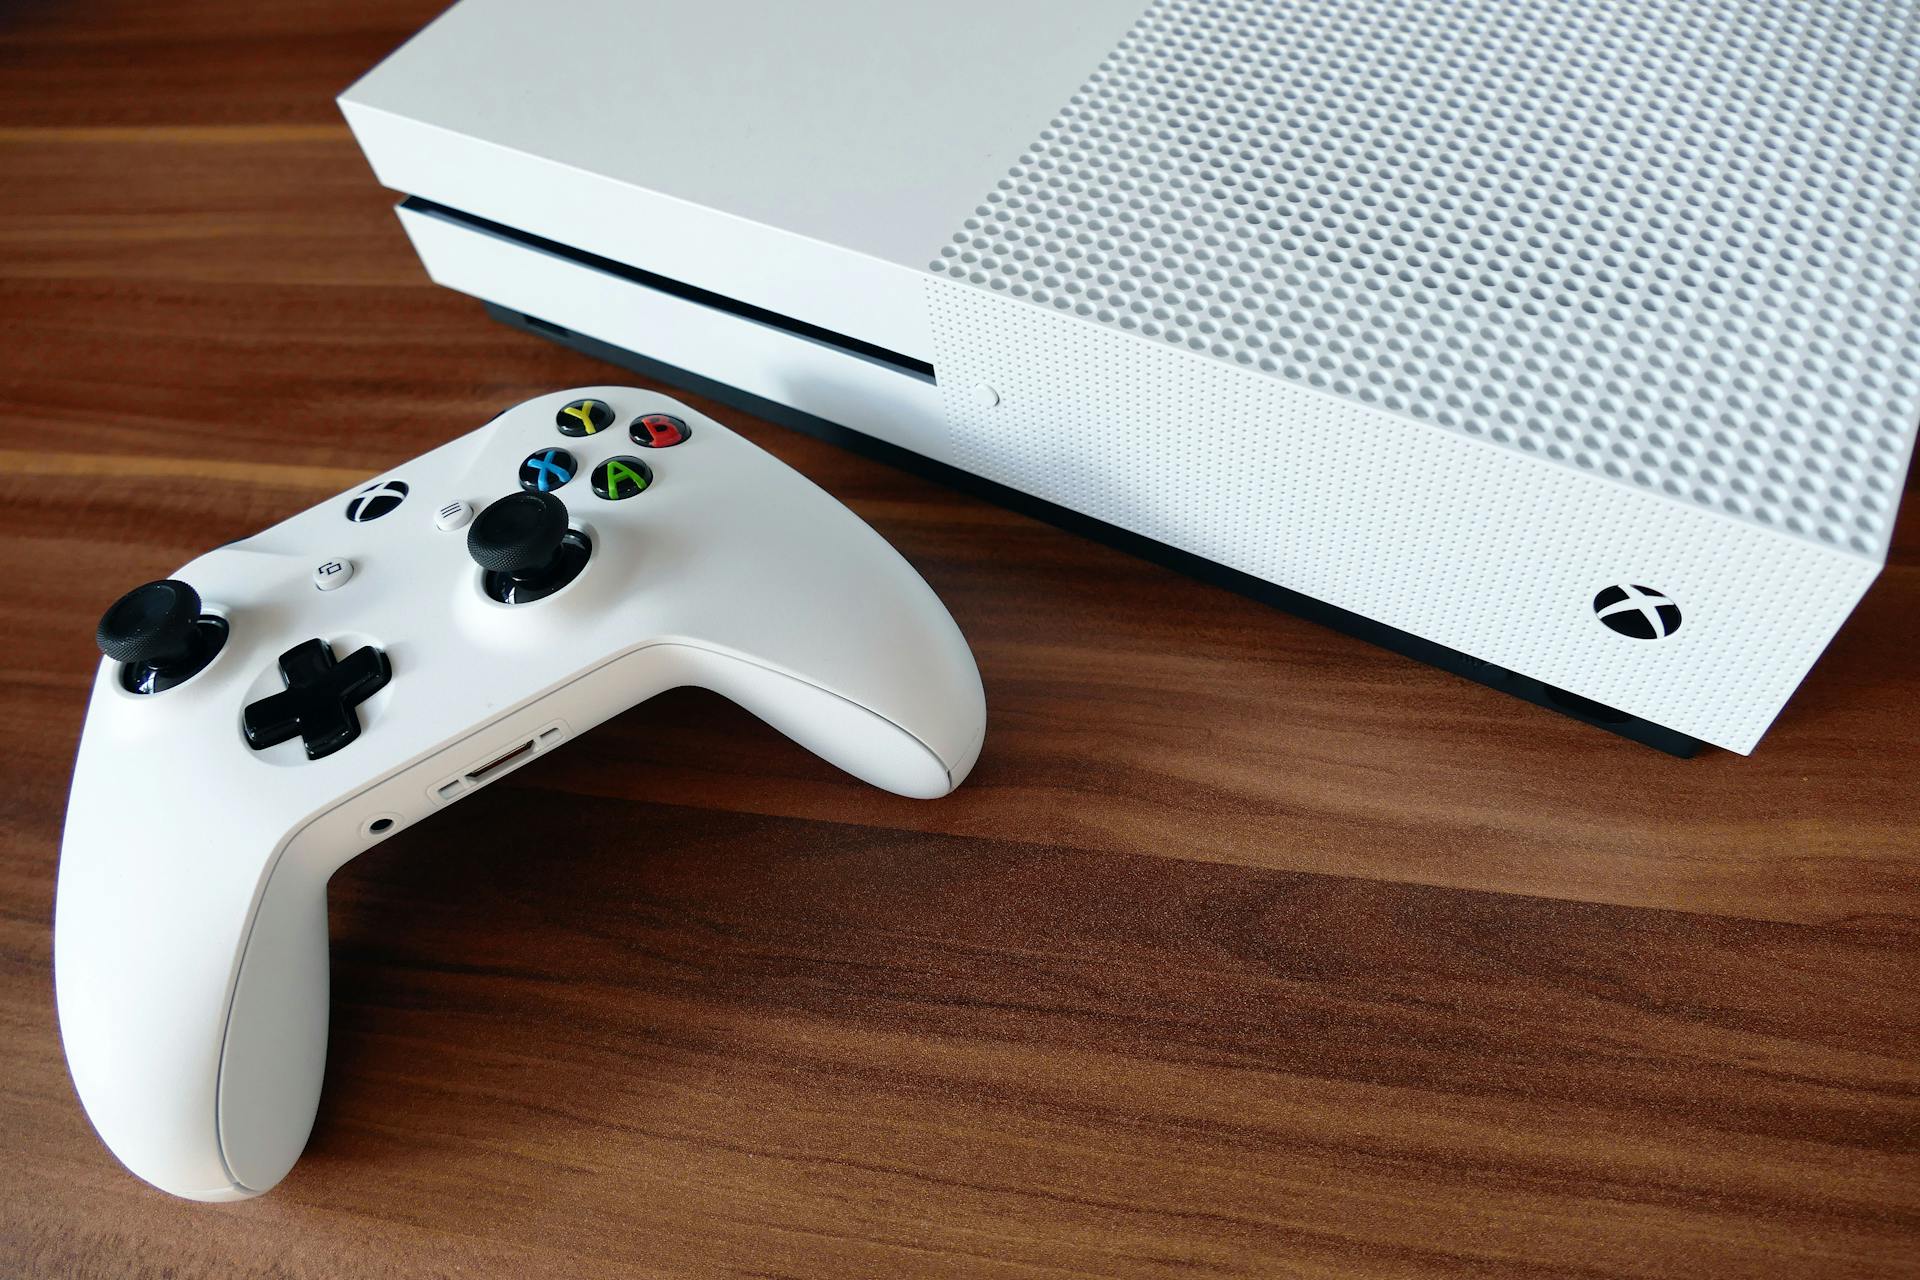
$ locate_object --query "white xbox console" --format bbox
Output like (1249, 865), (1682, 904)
(56, 388), (987, 1200)
(341, 0), (1920, 753)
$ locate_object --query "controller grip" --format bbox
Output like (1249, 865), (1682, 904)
(666, 643), (982, 797)
(214, 856), (332, 1195)
(55, 797), (329, 1201)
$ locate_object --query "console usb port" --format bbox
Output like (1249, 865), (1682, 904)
(467, 739), (534, 782)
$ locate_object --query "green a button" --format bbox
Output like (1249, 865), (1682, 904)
(591, 456), (653, 500)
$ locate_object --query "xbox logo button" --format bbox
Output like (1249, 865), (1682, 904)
(345, 480), (409, 522)
(1593, 584), (1682, 640)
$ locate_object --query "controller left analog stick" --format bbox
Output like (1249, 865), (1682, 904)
(97, 580), (226, 691)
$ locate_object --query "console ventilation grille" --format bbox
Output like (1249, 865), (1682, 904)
(931, 0), (1920, 556)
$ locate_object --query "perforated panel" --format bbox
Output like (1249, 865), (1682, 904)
(930, 0), (1920, 556)
(926, 277), (1875, 753)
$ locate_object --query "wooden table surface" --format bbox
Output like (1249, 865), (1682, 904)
(2, 3), (1917, 1277)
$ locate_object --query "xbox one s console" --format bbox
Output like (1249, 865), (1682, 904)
(57, 389), (987, 1199)
(341, 0), (1920, 754)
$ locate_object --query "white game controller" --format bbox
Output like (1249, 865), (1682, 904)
(55, 388), (987, 1201)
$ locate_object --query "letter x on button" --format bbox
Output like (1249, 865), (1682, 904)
(519, 448), (576, 493)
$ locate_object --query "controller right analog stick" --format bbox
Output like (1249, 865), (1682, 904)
(468, 491), (590, 602)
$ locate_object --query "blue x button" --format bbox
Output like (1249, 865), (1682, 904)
(518, 447), (577, 493)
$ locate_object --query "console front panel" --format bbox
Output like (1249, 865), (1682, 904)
(923, 275), (1876, 754)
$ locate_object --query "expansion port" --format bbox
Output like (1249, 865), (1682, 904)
(428, 720), (569, 806)
(467, 739), (535, 782)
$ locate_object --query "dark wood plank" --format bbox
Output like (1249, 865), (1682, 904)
(4, 795), (1918, 1277)
(1, 2), (1916, 1276)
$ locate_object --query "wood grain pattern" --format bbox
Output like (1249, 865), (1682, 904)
(1, 3), (1916, 1276)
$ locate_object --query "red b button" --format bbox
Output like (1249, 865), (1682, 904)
(630, 413), (690, 448)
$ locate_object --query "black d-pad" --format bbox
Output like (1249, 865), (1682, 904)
(243, 639), (392, 760)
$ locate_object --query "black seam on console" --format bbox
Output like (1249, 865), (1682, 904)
(401, 197), (937, 382)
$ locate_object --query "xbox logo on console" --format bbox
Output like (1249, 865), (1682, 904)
(345, 480), (409, 522)
(1593, 584), (1682, 640)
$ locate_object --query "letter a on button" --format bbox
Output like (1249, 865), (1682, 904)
(591, 456), (653, 500)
